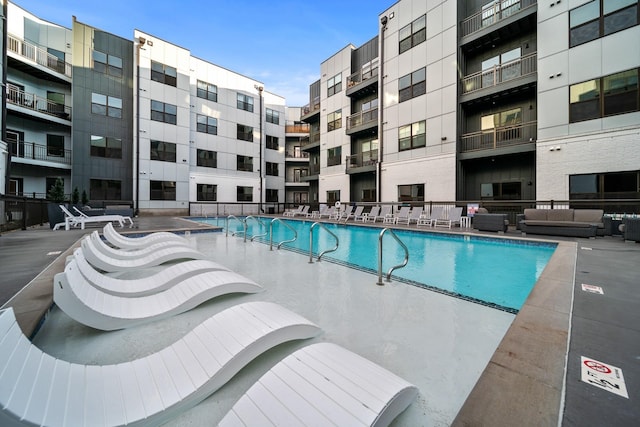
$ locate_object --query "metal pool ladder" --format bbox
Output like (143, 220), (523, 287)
(225, 215), (246, 239)
(269, 218), (298, 250)
(246, 215), (268, 242)
(309, 222), (339, 263)
(377, 228), (409, 286)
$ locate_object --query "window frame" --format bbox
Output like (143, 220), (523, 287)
(398, 120), (426, 151)
(90, 178), (122, 201)
(237, 124), (254, 142)
(196, 80), (217, 102)
(91, 93), (122, 118)
(92, 50), (123, 77)
(237, 93), (254, 112)
(150, 140), (177, 163)
(46, 134), (65, 157)
(266, 135), (279, 150)
(151, 100), (177, 125)
(398, 67), (426, 103)
(399, 14), (426, 54)
(266, 108), (280, 124)
(90, 135), (122, 159)
(265, 161), (279, 176)
(197, 149), (217, 168)
(150, 180), (176, 201)
(327, 146), (342, 166)
(236, 155), (253, 172)
(197, 183), (217, 201)
(150, 60), (177, 87)
(196, 114), (218, 135)
(398, 184), (425, 202)
(327, 109), (342, 132)
(237, 186), (253, 202)
(327, 73), (342, 97)
(570, 0), (639, 48)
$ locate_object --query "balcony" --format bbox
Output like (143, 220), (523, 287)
(7, 84), (71, 121)
(461, 53), (536, 98)
(7, 34), (72, 79)
(301, 163), (320, 182)
(10, 140), (72, 167)
(461, 0), (537, 38)
(460, 121), (537, 155)
(285, 151), (310, 160)
(346, 108), (378, 135)
(301, 98), (321, 122)
(346, 150), (378, 174)
(285, 123), (310, 134)
(301, 133), (321, 150)
(346, 66), (379, 97)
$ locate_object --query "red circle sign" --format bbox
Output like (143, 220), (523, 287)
(584, 360), (611, 373)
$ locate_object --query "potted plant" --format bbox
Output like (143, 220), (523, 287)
(81, 190), (89, 206)
(47, 178), (67, 229)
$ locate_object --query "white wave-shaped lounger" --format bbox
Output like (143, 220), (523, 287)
(0, 302), (321, 427)
(72, 248), (229, 297)
(81, 234), (208, 272)
(54, 258), (263, 330)
(219, 342), (418, 427)
(89, 231), (194, 260)
(103, 222), (189, 250)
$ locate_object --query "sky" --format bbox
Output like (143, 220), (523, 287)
(13, 0), (391, 106)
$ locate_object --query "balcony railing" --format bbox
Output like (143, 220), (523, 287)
(285, 151), (310, 159)
(461, 0), (536, 37)
(347, 66), (379, 89)
(309, 164), (320, 175)
(302, 97), (321, 116)
(461, 53), (536, 95)
(9, 140), (72, 166)
(285, 123), (310, 133)
(346, 150), (378, 171)
(6, 84), (71, 120)
(460, 121), (537, 152)
(346, 108), (378, 131)
(8, 34), (72, 77)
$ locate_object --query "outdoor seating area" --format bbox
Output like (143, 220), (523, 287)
(53, 205), (133, 231)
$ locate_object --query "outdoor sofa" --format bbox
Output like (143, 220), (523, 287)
(517, 208), (604, 238)
(472, 208), (509, 232)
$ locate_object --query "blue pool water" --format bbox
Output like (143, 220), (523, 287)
(194, 217), (556, 312)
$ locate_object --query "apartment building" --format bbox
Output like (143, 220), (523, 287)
(301, 0), (640, 206)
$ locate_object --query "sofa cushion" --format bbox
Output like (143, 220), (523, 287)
(524, 209), (547, 220)
(573, 209), (604, 224)
(523, 220), (592, 228)
(546, 209), (574, 221)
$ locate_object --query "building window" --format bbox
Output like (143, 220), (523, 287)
(399, 14), (426, 54)
(197, 80), (217, 102)
(266, 162), (279, 176)
(197, 184), (217, 201)
(90, 179), (121, 200)
(237, 186), (253, 202)
(570, 0), (638, 47)
(237, 93), (254, 112)
(151, 100), (177, 125)
(398, 184), (424, 202)
(92, 50), (122, 77)
(481, 47), (522, 87)
(237, 124), (253, 142)
(91, 93), (122, 118)
(481, 108), (523, 142)
(570, 68), (639, 122)
(266, 135), (279, 150)
(570, 171), (640, 199)
(197, 149), (217, 168)
(327, 109), (342, 132)
(398, 68), (426, 102)
(326, 190), (340, 205)
(327, 73), (342, 96)
(150, 140), (176, 162)
(237, 155), (253, 172)
(327, 146), (342, 166)
(266, 108), (280, 124)
(151, 60), (177, 86)
(150, 180), (176, 201)
(197, 114), (217, 134)
(46, 134), (64, 157)
(398, 120), (426, 151)
(47, 47), (66, 73)
(91, 135), (122, 158)
(266, 189), (278, 202)
(362, 189), (376, 202)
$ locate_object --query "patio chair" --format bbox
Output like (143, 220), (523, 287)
(55, 205), (133, 230)
(385, 206), (410, 224)
(292, 205), (310, 217)
(370, 205), (391, 222)
(418, 206), (443, 227)
(343, 206), (364, 222)
(319, 205), (336, 219)
(0, 302), (320, 426)
(333, 205), (352, 220)
(88, 231), (192, 261)
(53, 258), (263, 330)
(359, 206), (380, 222)
(435, 207), (463, 228)
(398, 206), (423, 225)
(102, 222), (189, 250)
(283, 205), (304, 217)
(218, 342), (418, 427)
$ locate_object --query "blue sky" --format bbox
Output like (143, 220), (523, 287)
(14, 0), (391, 106)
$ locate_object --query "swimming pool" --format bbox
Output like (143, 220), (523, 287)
(193, 217), (556, 312)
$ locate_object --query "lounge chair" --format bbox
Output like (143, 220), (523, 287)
(53, 259), (263, 330)
(318, 205), (336, 219)
(102, 222), (188, 249)
(283, 206), (304, 217)
(417, 206), (443, 227)
(385, 206), (410, 224)
(219, 342), (418, 427)
(72, 248), (229, 297)
(359, 206), (380, 222)
(369, 205), (391, 222)
(0, 302), (320, 426)
(435, 207), (463, 228)
(333, 205), (352, 220)
(292, 206), (310, 217)
(343, 206), (364, 222)
(54, 205), (132, 231)
(88, 231), (193, 261)
(80, 234), (208, 272)
(398, 207), (423, 225)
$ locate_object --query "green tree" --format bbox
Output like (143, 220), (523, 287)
(47, 178), (66, 203)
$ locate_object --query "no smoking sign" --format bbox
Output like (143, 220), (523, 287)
(581, 356), (628, 398)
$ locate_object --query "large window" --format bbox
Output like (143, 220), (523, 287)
(237, 124), (253, 142)
(90, 179), (121, 200)
(197, 149), (217, 168)
(266, 162), (279, 176)
(327, 73), (342, 97)
(327, 146), (342, 166)
(398, 184), (424, 202)
(46, 134), (64, 157)
(399, 14), (426, 54)
(570, 0), (638, 47)
(91, 135), (122, 158)
(266, 108), (280, 124)
(570, 68), (639, 122)
(237, 186), (253, 201)
(197, 114), (217, 134)
(197, 184), (217, 201)
(398, 120), (426, 151)
(266, 135), (279, 150)
(570, 171), (640, 199)
(150, 180), (176, 201)
(326, 190), (340, 205)
(151, 61), (177, 86)
(151, 100), (177, 125)
(92, 50), (122, 77)
(266, 189), (278, 202)
(91, 93), (122, 118)
(237, 155), (253, 172)
(197, 80), (217, 101)
(398, 68), (426, 102)
(237, 93), (254, 112)
(150, 140), (176, 162)
(327, 110), (342, 132)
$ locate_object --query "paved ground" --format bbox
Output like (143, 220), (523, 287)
(0, 216), (638, 426)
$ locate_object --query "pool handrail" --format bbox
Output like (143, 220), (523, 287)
(309, 222), (339, 263)
(247, 215), (268, 242)
(377, 228), (410, 286)
(226, 215), (247, 239)
(269, 218), (298, 250)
